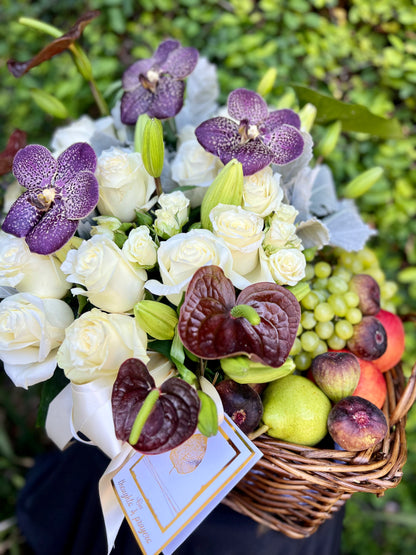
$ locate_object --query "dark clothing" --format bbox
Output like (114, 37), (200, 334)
(17, 441), (344, 555)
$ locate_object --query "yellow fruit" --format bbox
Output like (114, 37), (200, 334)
(262, 374), (331, 446)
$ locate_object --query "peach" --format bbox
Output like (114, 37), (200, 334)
(353, 358), (387, 409)
(372, 309), (405, 373)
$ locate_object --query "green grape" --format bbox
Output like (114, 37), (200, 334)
(346, 307), (362, 325)
(301, 311), (317, 330)
(327, 334), (346, 350)
(332, 266), (352, 282)
(314, 302), (335, 322)
(314, 289), (329, 303)
(327, 276), (348, 294)
(350, 259), (364, 274)
(365, 267), (385, 285)
(301, 291), (320, 310)
(300, 331), (320, 352)
(304, 264), (315, 281)
(381, 280), (398, 300)
(357, 247), (378, 268)
(339, 251), (355, 269)
(311, 339), (328, 358)
(344, 291), (360, 308)
(328, 294), (348, 317)
(289, 337), (302, 356)
(296, 323), (303, 337)
(315, 320), (335, 340)
(313, 277), (328, 290)
(334, 319), (354, 340)
(314, 261), (332, 279)
(294, 352), (312, 371)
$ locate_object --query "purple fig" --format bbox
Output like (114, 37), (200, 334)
(349, 274), (380, 315)
(311, 351), (360, 403)
(327, 396), (388, 451)
(347, 316), (387, 360)
(216, 379), (263, 434)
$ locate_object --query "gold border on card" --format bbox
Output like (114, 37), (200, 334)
(112, 418), (260, 555)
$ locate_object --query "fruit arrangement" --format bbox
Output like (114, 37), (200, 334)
(211, 245), (407, 452)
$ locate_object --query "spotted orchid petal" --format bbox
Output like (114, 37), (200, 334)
(153, 39), (181, 65)
(120, 88), (153, 126)
(195, 117), (240, 156)
(160, 46), (200, 79)
(148, 76), (185, 119)
(2, 193), (42, 237)
(262, 109), (302, 133)
(56, 142), (97, 183)
(12, 144), (56, 191)
(264, 124), (305, 165)
(122, 59), (153, 91)
(227, 88), (269, 125)
(62, 171), (99, 219)
(25, 201), (78, 255)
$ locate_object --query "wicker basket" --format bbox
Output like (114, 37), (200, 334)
(224, 361), (416, 539)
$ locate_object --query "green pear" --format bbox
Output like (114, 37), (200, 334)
(262, 374), (332, 446)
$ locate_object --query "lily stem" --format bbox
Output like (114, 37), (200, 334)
(155, 176), (163, 197)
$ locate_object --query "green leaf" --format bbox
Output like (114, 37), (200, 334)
(36, 367), (69, 428)
(292, 85), (403, 139)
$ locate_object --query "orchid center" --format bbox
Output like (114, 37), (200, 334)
(32, 187), (56, 211)
(238, 121), (260, 143)
(139, 69), (160, 93)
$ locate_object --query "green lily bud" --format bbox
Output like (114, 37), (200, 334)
(221, 356), (295, 384)
(257, 68), (277, 97)
(30, 89), (69, 119)
(298, 103), (317, 133)
(197, 391), (218, 437)
(201, 159), (243, 230)
(134, 114), (151, 154)
(343, 167), (384, 199)
(142, 117), (164, 178)
(316, 120), (342, 158)
(134, 300), (178, 340)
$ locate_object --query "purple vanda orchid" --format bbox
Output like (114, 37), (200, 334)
(2, 142), (99, 255)
(195, 88), (304, 176)
(120, 39), (199, 125)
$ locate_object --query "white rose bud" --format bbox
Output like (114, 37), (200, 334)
(274, 202), (299, 224)
(0, 231), (69, 299)
(267, 248), (306, 286)
(210, 204), (264, 276)
(154, 209), (182, 239)
(56, 308), (148, 384)
(263, 216), (299, 253)
(122, 226), (157, 268)
(145, 229), (245, 305)
(242, 167), (283, 217)
(0, 293), (74, 388)
(61, 235), (147, 313)
(96, 146), (156, 221)
(90, 216), (123, 239)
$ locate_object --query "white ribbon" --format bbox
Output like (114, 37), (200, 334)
(45, 378), (132, 554)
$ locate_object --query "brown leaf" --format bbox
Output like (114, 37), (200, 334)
(0, 130), (27, 175)
(7, 11), (100, 78)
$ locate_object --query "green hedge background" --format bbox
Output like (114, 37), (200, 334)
(1, 1), (416, 553)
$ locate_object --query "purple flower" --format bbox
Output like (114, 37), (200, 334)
(195, 88), (305, 176)
(2, 142), (99, 255)
(120, 39), (199, 125)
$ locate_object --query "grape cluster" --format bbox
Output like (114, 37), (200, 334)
(290, 246), (398, 372)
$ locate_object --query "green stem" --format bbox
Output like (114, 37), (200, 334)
(18, 17), (62, 38)
(88, 77), (110, 116)
(155, 176), (163, 197)
(129, 389), (160, 445)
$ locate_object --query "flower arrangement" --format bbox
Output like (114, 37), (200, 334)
(1, 11), (412, 552)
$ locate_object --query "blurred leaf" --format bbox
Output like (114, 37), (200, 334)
(292, 85), (403, 139)
(0, 129), (26, 175)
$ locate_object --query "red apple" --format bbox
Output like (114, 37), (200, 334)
(353, 358), (387, 409)
(372, 309), (405, 373)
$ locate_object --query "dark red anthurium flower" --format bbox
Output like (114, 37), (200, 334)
(178, 265), (301, 368)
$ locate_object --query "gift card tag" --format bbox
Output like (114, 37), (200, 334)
(112, 415), (262, 555)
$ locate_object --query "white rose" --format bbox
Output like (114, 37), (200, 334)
(263, 218), (299, 252)
(56, 308), (148, 384)
(96, 146), (156, 221)
(154, 191), (190, 238)
(267, 248), (306, 286)
(274, 202), (299, 224)
(2, 181), (25, 214)
(210, 204), (264, 276)
(0, 293), (74, 388)
(90, 216), (123, 240)
(50, 115), (97, 154)
(61, 235), (147, 313)
(0, 231), (70, 299)
(122, 226), (157, 268)
(145, 228), (248, 305)
(154, 209), (182, 239)
(242, 167), (283, 217)
(170, 136), (222, 207)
